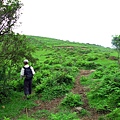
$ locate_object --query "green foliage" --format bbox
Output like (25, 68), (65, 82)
(78, 61), (101, 69)
(0, 33), (35, 63)
(61, 92), (83, 107)
(0, 89), (12, 103)
(31, 109), (50, 119)
(48, 111), (79, 120)
(35, 71), (75, 100)
(0, 91), (38, 120)
(79, 109), (90, 117)
(92, 70), (104, 79)
(99, 108), (120, 120)
(55, 72), (75, 85)
(1, 34), (120, 119)
(111, 35), (120, 66)
(106, 108), (120, 120)
(0, 0), (22, 35)
(80, 76), (89, 85)
(17, 115), (35, 120)
(37, 84), (70, 101)
(111, 35), (120, 50)
(3, 117), (10, 120)
(88, 67), (120, 112)
(9, 79), (23, 92)
(0, 33), (36, 103)
(87, 55), (98, 61)
(35, 80), (71, 101)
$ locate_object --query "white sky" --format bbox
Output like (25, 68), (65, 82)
(15, 0), (120, 47)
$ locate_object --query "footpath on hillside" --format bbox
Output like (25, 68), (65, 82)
(22, 70), (103, 120)
(72, 70), (101, 120)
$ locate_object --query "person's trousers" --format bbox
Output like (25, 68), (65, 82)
(24, 79), (32, 95)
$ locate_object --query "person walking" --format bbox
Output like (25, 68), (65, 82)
(20, 59), (35, 99)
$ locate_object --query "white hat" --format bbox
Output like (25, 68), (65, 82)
(24, 59), (29, 63)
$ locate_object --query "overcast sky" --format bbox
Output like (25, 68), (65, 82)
(15, 0), (120, 47)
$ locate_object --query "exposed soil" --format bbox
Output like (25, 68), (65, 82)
(72, 70), (101, 120)
(21, 70), (104, 120)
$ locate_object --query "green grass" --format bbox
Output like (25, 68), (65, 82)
(0, 91), (38, 120)
(1, 35), (119, 120)
(30, 109), (50, 120)
(95, 58), (117, 66)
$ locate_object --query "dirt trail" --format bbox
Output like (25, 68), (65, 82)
(23, 70), (102, 120)
(72, 70), (101, 120)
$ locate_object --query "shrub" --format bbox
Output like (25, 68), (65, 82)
(3, 117), (10, 120)
(56, 73), (74, 85)
(9, 79), (23, 92)
(35, 76), (71, 101)
(79, 109), (90, 117)
(78, 61), (101, 69)
(80, 76), (89, 85)
(88, 71), (120, 112)
(87, 56), (98, 61)
(40, 84), (70, 101)
(106, 108), (120, 120)
(0, 88), (12, 103)
(61, 92), (83, 107)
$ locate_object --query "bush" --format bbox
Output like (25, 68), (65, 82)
(40, 84), (70, 101)
(0, 88), (12, 103)
(87, 56), (98, 61)
(80, 76), (89, 85)
(61, 92), (83, 107)
(79, 109), (90, 117)
(9, 79), (23, 92)
(106, 108), (120, 120)
(35, 75), (72, 101)
(78, 61), (101, 69)
(56, 73), (74, 85)
(88, 71), (120, 112)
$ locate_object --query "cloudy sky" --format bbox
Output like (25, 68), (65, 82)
(15, 0), (120, 47)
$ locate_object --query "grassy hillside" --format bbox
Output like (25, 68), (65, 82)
(0, 35), (119, 120)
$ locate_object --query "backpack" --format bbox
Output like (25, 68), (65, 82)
(23, 66), (33, 80)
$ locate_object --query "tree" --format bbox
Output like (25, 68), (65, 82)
(0, 0), (22, 36)
(111, 35), (120, 65)
(0, 0), (37, 103)
(0, 33), (37, 103)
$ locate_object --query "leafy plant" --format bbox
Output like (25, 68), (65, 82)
(3, 117), (10, 120)
(106, 108), (120, 120)
(0, 91), (37, 120)
(79, 109), (90, 117)
(17, 115), (35, 120)
(40, 84), (69, 101)
(48, 111), (79, 120)
(61, 92), (83, 107)
(31, 109), (50, 119)
(80, 76), (89, 85)
(0, 0), (22, 35)
(87, 68), (120, 114)
(111, 35), (120, 66)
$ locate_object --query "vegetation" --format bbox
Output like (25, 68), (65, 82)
(0, 0), (22, 36)
(0, 0), (36, 108)
(60, 92), (83, 107)
(0, 34), (120, 120)
(112, 35), (120, 66)
(1, 3), (120, 118)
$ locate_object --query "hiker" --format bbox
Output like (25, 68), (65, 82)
(20, 59), (35, 99)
